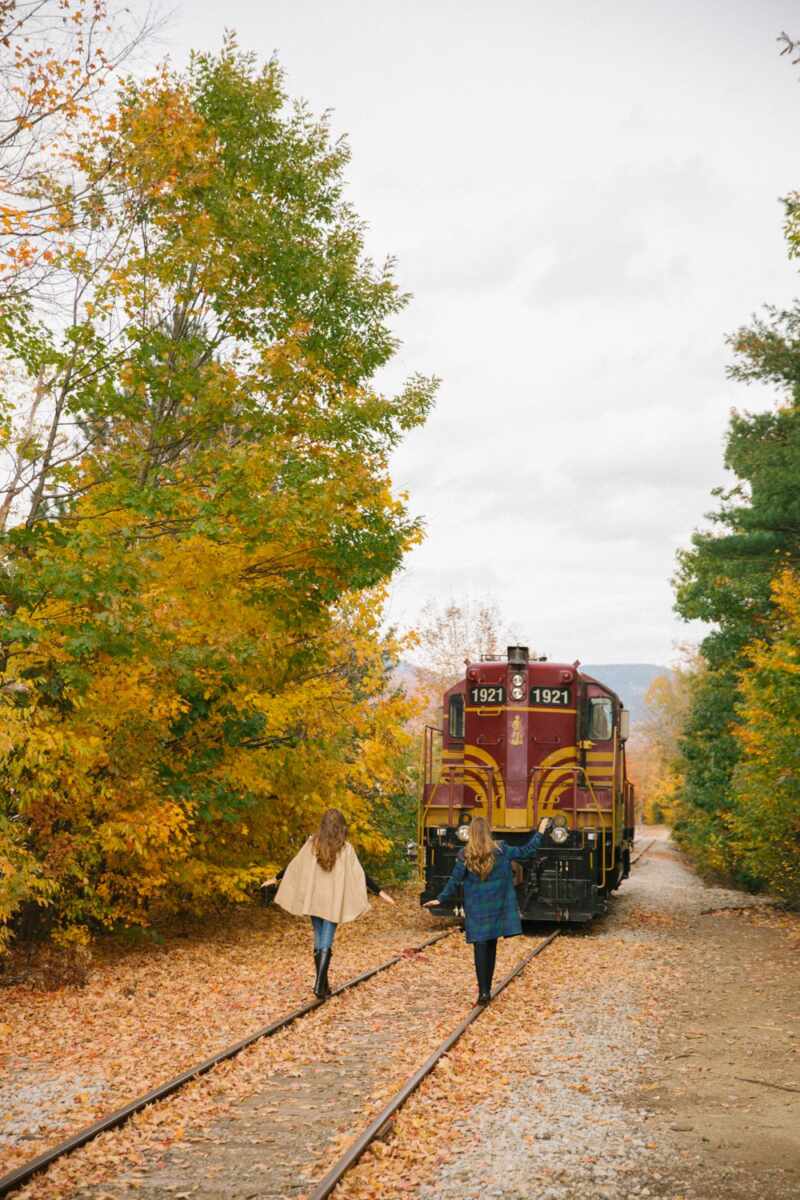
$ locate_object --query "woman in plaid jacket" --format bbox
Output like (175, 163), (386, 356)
(424, 815), (553, 1004)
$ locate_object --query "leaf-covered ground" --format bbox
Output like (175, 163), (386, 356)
(5, 836), (800, 1200)
(4, 896), (531, 1199)
(0, 885), (444, 1183)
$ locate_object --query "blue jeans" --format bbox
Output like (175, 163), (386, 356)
(311, 916), (337, 950)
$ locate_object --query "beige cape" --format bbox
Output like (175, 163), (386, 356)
(275, 838), (369, 925)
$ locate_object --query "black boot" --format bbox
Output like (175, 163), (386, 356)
(486, 938), (498, 994)
(473, 941), (491, 1005)
(314, 947), (332, 999)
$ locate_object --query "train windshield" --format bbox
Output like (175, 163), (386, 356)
(588, 697), (613, 740)
(448, 694), (465, 738)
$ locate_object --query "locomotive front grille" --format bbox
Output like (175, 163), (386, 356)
(516, 849), (606, 921)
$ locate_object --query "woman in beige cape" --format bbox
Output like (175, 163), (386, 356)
(263, 809), (395, 998)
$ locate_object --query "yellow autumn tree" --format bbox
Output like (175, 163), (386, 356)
(627, 655), (698, 825)
(730, 569), (800, 904)
(0, 42), (435, 947)
(3, 547), (417, 930)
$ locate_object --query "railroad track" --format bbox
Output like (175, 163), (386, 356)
(2, 837), (658, 1198)
(308, 929), (560, 1200)
(306, 836), (658, 1199)
(631, 837), (656, 866)
(0, 926), (458, 1198)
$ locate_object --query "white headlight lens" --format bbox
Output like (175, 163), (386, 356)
(456, 824), (470, 842)
(551, 825), (569, 844)
(511, 686), (524, 700)
(512, 673), (524, 687)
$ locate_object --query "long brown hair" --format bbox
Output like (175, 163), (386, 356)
(312, 808), (348, 871)
(464, 817), (499, 880)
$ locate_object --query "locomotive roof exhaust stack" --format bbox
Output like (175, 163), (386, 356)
(507, 645), (529, 666)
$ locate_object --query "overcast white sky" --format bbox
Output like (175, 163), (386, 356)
(164, 0), (800, 665)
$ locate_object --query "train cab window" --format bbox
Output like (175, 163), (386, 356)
(588, 697), (613, 740)
(448, 694), (465, 739)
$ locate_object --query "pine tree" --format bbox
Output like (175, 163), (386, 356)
(674, 303), (800, 884)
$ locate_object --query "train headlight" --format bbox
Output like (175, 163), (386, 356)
(550, 825), (570, 845)
(512, 673), (525, 687)
(456, 824), (470, 842)
(511, 686), (524, 700)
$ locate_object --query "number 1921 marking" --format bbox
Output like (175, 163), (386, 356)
(530, 687), (570, 706)
(469, 685), (505, 704)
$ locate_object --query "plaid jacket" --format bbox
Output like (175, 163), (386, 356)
(437, 831), (544, 944)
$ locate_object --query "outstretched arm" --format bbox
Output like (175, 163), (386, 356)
(505, 818), (553, 861)
(364, 872), (396, 904)
(261, 866), (285, 887)
(423, 856), (467, 907)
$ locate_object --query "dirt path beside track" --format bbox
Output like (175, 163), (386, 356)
(627, 838), (800, 1198)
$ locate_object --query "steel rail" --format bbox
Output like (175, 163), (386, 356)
(1, 838), (658, 1197)
(0, 927), (458, 1198)
(307, 930), (561, 1200)
(631, 838), (656, 867)
(306, 838), (657, 1199)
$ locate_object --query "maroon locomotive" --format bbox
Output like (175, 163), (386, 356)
(418, 645), (635, 922)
